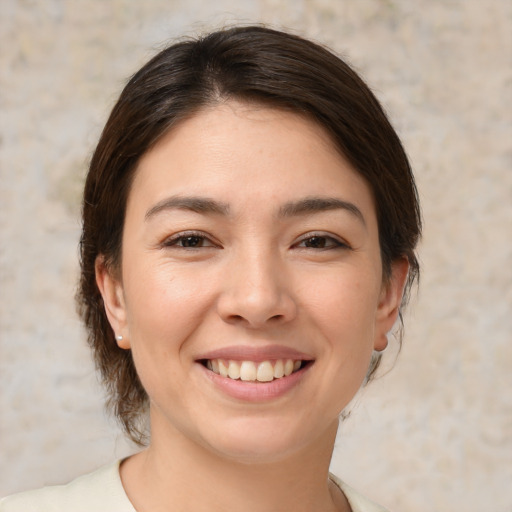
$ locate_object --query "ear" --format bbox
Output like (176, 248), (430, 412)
(95, 256), (131, 349)
(374, 258), (410, 352)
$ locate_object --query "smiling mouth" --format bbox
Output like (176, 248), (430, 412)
(201, 359), (311, 383)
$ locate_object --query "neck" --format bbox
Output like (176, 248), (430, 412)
(120, 413), (348, 512)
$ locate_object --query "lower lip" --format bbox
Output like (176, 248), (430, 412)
(198, 363), (312, 402)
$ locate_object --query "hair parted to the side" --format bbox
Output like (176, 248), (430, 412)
(77, 25), (421, 445)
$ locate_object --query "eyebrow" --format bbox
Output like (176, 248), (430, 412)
(278, 196), (366, 226)
(145, 196), (230, 220)
(145, 194), (365, 226)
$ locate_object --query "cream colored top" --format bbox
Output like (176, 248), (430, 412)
(0, 460), (389, 512)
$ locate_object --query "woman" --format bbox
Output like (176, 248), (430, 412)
(1, 25), (421, 512)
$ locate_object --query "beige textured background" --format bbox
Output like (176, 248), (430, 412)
(1, 1), (511, 510)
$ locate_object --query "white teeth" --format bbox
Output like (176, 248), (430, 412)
(228, 360), (240, 380)
(273, 359), (284, 378)
(256, 361), (274, 382)
(205, 358), (305, 382)
(218, 360), (229, 377)
(240, 361), (257, 381)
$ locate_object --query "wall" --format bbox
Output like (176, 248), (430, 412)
(1, 1), (511, 510)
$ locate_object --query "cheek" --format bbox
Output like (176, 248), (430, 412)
(122, 261), (215, 351)
(306, 269), (380, 326)
(304, 270), (381, 373)
(120, 266), (217, 402)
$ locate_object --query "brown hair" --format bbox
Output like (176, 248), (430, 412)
(77, 25), (421, 444)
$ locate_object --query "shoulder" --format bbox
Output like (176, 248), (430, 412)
(329, 473), (391, 512)
(0, 460), (135, 512)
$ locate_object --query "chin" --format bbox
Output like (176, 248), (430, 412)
(196, 416), (329, 466)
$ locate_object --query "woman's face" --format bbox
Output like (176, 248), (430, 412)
(98, 101), (406, 463)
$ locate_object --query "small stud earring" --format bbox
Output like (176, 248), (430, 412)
(115, 334), (123, 342)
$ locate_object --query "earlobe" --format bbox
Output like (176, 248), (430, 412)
(95, 256), (131, 349)
(374, 258), (410, 351)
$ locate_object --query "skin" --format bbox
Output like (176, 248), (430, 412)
(97, 101), (409, 512)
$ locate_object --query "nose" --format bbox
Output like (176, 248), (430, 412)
(216, 246), (297, 328)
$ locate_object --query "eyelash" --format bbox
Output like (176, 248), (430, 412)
(162, 231), (350, 251)
(162, 231), (217, 249)
(294, 233), (351, 251)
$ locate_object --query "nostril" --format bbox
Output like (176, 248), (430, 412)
(224, 314), (245, 325)
(217, 289), (297, 327)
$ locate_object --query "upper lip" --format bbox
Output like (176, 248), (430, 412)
(196, 344), (314, 363)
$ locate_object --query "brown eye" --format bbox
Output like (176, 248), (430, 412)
(298, 235), (346, 249)
(303, 236), (329, 248)
(163, 232), (216, 249)
(179, 236), (204, 247)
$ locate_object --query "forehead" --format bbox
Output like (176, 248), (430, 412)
(128, 101), (376, 220)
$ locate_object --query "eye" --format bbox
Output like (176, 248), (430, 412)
(294, 233), (350, 250)
(162, 232), (217, 249)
